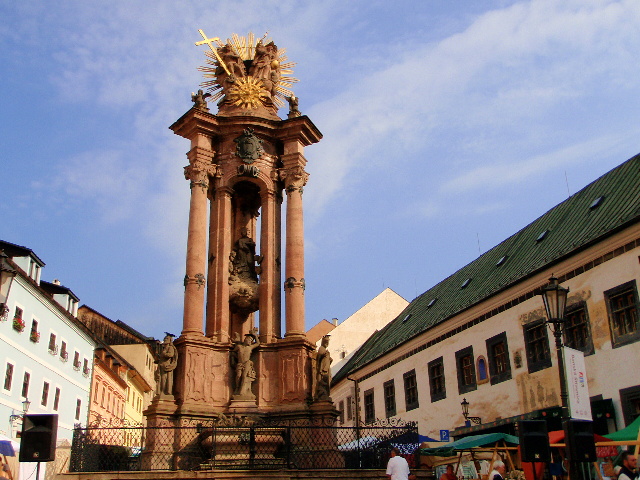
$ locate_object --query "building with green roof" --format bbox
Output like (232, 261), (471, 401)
(330, 153), (640, 440)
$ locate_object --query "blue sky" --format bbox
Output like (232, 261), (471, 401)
(2, 0), (640, 339)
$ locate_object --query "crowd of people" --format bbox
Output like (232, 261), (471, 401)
(386, 448), (638, 480)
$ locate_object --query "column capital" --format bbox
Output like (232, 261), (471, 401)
(280, 166), (309, 191)
(184, 147), (217, 190)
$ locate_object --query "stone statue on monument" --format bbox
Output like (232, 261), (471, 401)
(231, 227), (259, 281)
(157, 333), (178, 396)
(231, 328), (260, 398)
(315, 335), (332, 401)
(287, 95), (300, 118)
(191, 89), (211, 111)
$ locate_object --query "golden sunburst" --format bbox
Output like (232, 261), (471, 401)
(227, 77), (270, 110)
(196, 31), (299, 110)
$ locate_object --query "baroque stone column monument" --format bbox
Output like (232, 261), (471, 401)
(144, 32), (337, 450)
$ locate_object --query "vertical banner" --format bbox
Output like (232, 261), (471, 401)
(563, 346), (592, 421)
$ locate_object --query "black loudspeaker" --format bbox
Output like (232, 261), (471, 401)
(519, 420), (551, 462)
(564, 419), (596, 462)
(19, 414), (58, 462)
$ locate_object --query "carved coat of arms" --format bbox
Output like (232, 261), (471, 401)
(234, 128), (263, 164)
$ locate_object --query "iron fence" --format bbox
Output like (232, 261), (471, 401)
(70, 421), (418, 472)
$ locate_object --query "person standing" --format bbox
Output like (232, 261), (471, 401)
(387, 447), (411, 480)
(618, 451), (638, 480)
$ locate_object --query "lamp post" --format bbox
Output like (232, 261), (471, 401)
(461, 398), (481, 425)
(9, 398), (31, 423)
(540, 275), (570, 420)
(0, 251), (17, 321)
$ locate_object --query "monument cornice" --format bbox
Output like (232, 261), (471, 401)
(170, 108), (322, 146)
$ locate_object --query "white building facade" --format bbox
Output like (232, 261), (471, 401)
(0, 240), (95, 443)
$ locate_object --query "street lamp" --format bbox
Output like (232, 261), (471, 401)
(9, 398), (31, 423)
(540, 275), (570, 419)
(461, 398), (481, 425)
(0, 251), (17, 321)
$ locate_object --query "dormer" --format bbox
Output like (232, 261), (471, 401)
(0, 240), (45, 284)
(41, 280), (80, 316)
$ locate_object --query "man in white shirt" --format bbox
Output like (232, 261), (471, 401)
(489, 460), (506, 480)
(386, 447), (411, 480)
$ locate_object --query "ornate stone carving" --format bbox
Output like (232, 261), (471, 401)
(231, 328), (260, 399)
(280, 166), (309, 191)
(237, 164), (260, 178)
(184, 273), (206, 289)
(281, 351), (304, 403)
(284, 277), (305, 292)
(191, 89), (211, 111)
(314, 335), (332, 402)
(156, 334), (178, 397)
(287, 95), (300, 118)
(234, 128), (264, 164)
(184, 158), (217, 192)
(229, 227), (261, 314)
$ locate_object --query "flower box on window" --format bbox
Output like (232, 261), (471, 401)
(48, 344), (59, 355)
(13, 317), (25, 332)
(30, 330), (40, 343)
(60, 351), (69, 362)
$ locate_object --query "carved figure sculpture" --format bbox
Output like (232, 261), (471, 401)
(231, 328), (260, 398)
(287, 95), (300, 118)
(250, 41), (274, 82)
(315, 335), (332, 401)
(191, 89), (211, 111)
(231, 227), (258, 280)
(157, 334), (178, 396)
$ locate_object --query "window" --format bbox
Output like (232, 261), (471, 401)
(383, 380), (396, 417)
(564, 303), (594, 355)
(403, 369), (419, 411)
(83, 358), (90, 376)
(456, 346), (476, 394)
(476, 357), (488, 384)
(620, 385), (640, 426)
(75, 399), (82, 421)
(4, 363), (14, 391)
(364, 388), (375, 424)
(41, 381), (50, 406)
(48, 333), (58, 354)
(30, 320), (40, 343)
(346, 396), (353, 420)
(338, 400), (345, 424)
(428, 357), (446, 402)
(486, 332), (512, 384)
(73, 351), (81, 370)
(53, 387), (61, 411)
(605, 281), (640, 347)
(14, 306), (23, 321)
(60, 341), (68, 361)
(524, 320), (551, 373)
(21, 372), (30, 398)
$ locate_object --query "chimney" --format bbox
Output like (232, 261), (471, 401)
(332, 318), (338, 326)
(53, 279), (61, 285)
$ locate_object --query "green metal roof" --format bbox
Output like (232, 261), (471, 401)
(334, 153), (640, 383)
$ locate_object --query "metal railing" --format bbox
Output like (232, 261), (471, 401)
(70, 420), (418, 472)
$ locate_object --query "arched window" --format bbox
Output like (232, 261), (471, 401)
(476, 356), (489, 384)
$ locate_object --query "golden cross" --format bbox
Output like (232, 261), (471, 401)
(195, 29), (230, 76)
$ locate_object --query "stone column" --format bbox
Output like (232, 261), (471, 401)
(282, 167), (309, 337)
(205, 186), (233, 342)
(182, 146), (216, 336)
(259, 189), (279, 343)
